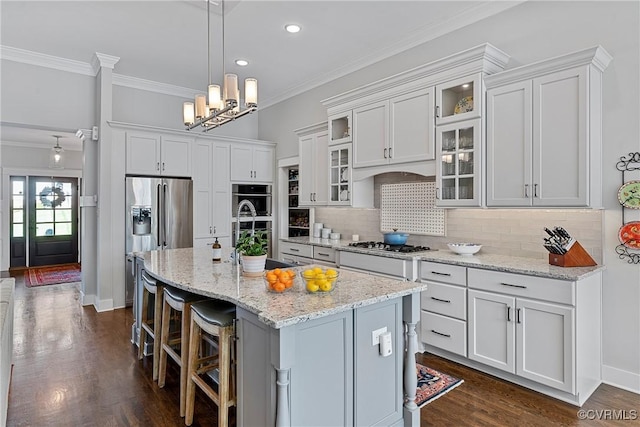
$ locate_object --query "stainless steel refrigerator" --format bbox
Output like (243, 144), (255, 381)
(125, 176), (193, 305)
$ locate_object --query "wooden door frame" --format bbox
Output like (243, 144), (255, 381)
(2, 167), (82, 271)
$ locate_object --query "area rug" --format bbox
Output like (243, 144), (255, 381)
(415, 363), (464, 408)
(25, 264), (81, 287)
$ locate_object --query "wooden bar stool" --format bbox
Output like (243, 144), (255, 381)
(157, 286), (205, 417)
(138, 271), (164, 381)
(185, 300), (236, 427)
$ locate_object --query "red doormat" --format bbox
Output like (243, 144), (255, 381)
(415, 363), (464, 408)
(25, 264), (81, 287)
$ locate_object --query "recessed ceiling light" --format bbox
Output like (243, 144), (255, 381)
(285, 24), (301, 33)
(235, 59), (249, 66)
(462, 83), (470, 88)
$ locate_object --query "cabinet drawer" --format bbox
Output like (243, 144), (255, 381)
(280, 242), (313, 258)
(313, 246), (336, 263)
(468, 268), (575, 305)
(339, 251), (409, 280)
(420, 311), (467, 357)
(420, 262), (467, 286)
(421, 283), (467, 320)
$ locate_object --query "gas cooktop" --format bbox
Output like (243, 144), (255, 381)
(348, 241), (432, 253)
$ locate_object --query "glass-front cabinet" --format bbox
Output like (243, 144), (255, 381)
(328, 111), (352, 145)
(435, 74), (482, 125)
(287, 167), (310, 237)
(436, 118), (482, 207)
(328, 143), (352, 205)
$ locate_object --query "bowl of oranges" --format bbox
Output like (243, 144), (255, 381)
(300, 266), (339, 293)
(263, 268), (297, 293)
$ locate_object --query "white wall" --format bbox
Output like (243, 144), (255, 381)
(259, 1), (640, 392)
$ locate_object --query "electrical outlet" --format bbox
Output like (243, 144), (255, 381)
(371, 327), (388, 346)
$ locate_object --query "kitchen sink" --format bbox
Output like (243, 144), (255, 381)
(265, 258), (296, 270)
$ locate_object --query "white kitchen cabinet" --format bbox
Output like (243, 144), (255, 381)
(328, 143), (352, 205)
(468, 289), (574, 393)
(435, 118), (482, 207)
(389, 88), (436, 163)
(192, 140), (231, 249)
(419, 262), (468, 357)
(125, 131), (192, 177)
(328, 111), (352, 145)
(353, 101), (389, 168)
(297, 125), (328, 207)
(485, 46), (612, 208)
(466, 267), (602, 401)
(435, 73), (482, 125)
(230, 143), (274, 183)
(353, 88), (435, 169)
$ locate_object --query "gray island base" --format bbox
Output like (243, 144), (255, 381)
(142, 247), (427, 427)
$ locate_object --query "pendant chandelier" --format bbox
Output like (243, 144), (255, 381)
(183, 0), (257, 131)
(49, 135), (64, 169)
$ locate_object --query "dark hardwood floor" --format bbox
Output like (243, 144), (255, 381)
(5, 271), (639, 426)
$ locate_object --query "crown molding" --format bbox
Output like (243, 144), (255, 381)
(485, 45), (613, 88)
(112, 74), (199, 98)
(0, 45), (94, 76)
(91, 52), (120, 73)
(293, 121), (328, 137)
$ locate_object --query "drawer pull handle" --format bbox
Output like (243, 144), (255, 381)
(431, 271), (451, 277)
(317, 252), (330, 257)
(516, 308), (522, 324)
(500, 282), (527, 289)
(431, 330), (451, 338)
(507, 306), (511, 322)
(430, 296), (451, 304)
(289, 248), (300, 252)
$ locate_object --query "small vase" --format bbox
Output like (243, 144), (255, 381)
(240, 254), (267, 277)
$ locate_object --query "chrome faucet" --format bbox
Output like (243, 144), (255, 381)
(234, 199), (257, 264)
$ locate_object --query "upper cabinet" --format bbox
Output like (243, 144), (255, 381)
(296, 123), (329, 207)
(323, 43), (510, 180)
(125, 131), (192, 177)
(485, 46), (612, 208)
(230, 143), (274, 183)
(435, 74), (482, 125)
(352, 88), (436, 169)
(328, 111), (352, 145)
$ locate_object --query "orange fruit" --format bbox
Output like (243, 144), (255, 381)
(273, 282), (285, 292)
(273, 268), (282, 276)
(266, 273), (277, 283)
(287, 270), (296, 278)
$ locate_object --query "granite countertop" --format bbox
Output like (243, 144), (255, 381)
(142, 247), (427, 329)
(280, 237), (605, 281)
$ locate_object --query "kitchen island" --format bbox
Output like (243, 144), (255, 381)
(142, 247), (428, 427)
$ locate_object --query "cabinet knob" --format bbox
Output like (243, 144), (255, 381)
(157, 162), (160, 171)
(524, 184), (529, 198)
(162, 162), (165, 171)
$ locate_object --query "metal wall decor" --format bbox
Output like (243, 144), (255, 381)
(615, 152), (640, 264)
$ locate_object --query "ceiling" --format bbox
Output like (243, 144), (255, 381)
(0, 0), (523, 148)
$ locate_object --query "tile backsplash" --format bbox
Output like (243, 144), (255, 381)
(314, 207), (603, 264)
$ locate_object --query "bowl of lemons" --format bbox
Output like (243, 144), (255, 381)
(300, 266), (339, 293)
(263, 268), (297, 293)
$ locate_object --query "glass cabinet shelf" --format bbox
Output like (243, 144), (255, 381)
(328, 143), (352, 205)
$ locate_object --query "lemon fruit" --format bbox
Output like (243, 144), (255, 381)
(302, 269), (315, 279)
(319, 281), (333, 292)
(306, 281), (319, 292)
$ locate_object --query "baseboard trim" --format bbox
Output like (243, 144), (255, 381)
(95, 298), (114, 312)
(602, 365), (640, 394)
(80, 292), (95, 307)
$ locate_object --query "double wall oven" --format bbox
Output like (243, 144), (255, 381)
(232, 184), (273, 257)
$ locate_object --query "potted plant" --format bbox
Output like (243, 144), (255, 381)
(235, 230), (268, 276)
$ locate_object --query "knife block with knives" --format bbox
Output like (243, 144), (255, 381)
(544, 227), (597, 267)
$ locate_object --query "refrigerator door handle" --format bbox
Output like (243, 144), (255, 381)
(157, 183), (162, 245)
(163, 183), (168, 248)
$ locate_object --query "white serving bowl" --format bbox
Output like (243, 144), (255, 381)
(447, 243), (482, 256)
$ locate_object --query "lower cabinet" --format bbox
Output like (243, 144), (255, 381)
(339, 251), (412, 280)
(468, 289), (574, 393)
(279, 241), (337, 267)
(236, 297), (404, 426)
(421, 262), (601, 405)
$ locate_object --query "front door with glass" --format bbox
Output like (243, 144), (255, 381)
(27, 177), (78, 266)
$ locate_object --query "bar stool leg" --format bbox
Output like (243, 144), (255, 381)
(218, 327), (231, 427)
(137, 287), (149, 361)
(157, 295), (172, 389)
(185, 318), (200, 426)
(152, 287), (163, 381)
(179, 305), (192, 417)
